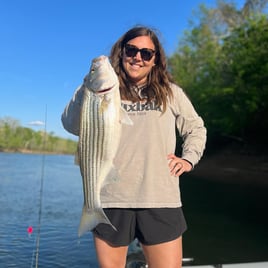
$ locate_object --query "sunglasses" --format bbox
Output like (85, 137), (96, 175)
(124, 44), (155, 61)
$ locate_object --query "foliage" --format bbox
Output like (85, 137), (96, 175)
(220, 16), (268, 140)
(169, 0), (268, 149)
(0, 117), (77, 154)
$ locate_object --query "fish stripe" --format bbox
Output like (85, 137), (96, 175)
(80, 92), (107, 210)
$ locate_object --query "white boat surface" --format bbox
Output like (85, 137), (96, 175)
(184, 261), (268, 267)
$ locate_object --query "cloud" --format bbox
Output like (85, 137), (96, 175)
(28, 120), (45, 126)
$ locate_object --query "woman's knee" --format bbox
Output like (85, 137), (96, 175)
(94, 236), (128, 268)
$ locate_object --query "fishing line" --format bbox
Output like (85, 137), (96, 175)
(30, 105), (47, 268)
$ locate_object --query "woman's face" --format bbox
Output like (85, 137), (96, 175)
(122, 36), (156, 86)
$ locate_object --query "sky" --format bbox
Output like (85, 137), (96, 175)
(0, 0), (245, 140)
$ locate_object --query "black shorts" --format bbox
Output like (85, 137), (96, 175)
(93, 208), (187, 246)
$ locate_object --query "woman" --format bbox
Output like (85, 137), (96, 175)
(62, 26), (206, 268)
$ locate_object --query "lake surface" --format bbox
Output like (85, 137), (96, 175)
(0, 152), (267, 267)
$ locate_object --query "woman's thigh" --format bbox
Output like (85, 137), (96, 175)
(94, 236), (129, 268)
(142, 236), (183, 268)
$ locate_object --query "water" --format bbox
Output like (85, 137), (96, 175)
(0, 153), (98, 267)
(181, 170), (268, 265)
(0, 152), (267, 267)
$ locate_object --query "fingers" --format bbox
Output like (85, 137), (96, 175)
(169, 160), (184, 177)
(167, 154), (192, 177)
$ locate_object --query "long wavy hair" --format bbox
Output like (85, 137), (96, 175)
(109, 26), (174, 112)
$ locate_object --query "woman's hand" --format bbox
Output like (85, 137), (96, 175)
(167, 154), (192, 177)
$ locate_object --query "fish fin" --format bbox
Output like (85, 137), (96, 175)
(74, 146), (80, 165)
(78, 206), (117, 237)
(100, 97), (110, 112)
(120, 107), (133, 125)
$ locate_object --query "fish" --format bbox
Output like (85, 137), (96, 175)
(78, 55), (132, 237)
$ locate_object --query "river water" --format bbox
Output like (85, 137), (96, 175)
(0, 152), (267, 267)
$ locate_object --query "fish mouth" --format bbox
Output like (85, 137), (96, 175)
(98, 88), (112, 93)
(97, 85), (115, 94)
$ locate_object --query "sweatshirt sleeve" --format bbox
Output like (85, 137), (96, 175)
(61, 85), (85, 136)
(170, 83), (207, 167)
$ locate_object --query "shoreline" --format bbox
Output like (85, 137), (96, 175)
(0, 149), (74, 155)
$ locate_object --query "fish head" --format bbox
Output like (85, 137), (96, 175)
(84, 55), (119, 95)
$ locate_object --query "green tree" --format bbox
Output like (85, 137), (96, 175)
(169, 0), (268, 148)
(220, 16), (268, 141)
(0, 116), (77, 154)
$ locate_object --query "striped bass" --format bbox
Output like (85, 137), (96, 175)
(78, 55), (131, 237)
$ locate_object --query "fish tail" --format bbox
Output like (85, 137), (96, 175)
(78, 206), (117, 237)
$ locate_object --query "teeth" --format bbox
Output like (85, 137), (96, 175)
(131, 64), (141, 69)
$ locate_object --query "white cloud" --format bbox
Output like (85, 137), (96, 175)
(28, 120), (45, 126)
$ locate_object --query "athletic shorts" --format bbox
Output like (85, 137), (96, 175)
(92, 208), (187, 246)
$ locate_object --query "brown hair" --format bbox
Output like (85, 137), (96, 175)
(109, 26), (173, 112)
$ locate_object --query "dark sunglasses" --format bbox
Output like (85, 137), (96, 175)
(124, 44), (155, 61)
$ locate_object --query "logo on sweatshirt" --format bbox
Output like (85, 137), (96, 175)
(121, 100), (162, 113)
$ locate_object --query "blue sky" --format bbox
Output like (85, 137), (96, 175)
(0, 0), (245, 140)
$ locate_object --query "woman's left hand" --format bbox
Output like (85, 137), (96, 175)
(167, 154), (192, 177)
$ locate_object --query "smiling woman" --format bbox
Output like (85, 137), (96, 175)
(61, 25), (206, 268)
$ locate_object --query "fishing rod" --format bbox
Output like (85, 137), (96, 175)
(30, 105), (47, 268)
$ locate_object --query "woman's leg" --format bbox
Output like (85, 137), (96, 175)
(142, 236), (183, 268)
(94, 235), (129, 268)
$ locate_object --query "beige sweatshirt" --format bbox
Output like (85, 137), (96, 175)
(62, 83), (206, 208)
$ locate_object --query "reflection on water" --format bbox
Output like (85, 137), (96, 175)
(181, 171), (268, 265)
(0, 152), (267, 267)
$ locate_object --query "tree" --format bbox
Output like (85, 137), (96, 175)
(0, 116), (77, 154)
(220, 16), (268, 141)
(169, 0), (268, 149)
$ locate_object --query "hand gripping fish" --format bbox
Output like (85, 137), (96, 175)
(78, 55), (132, 237)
